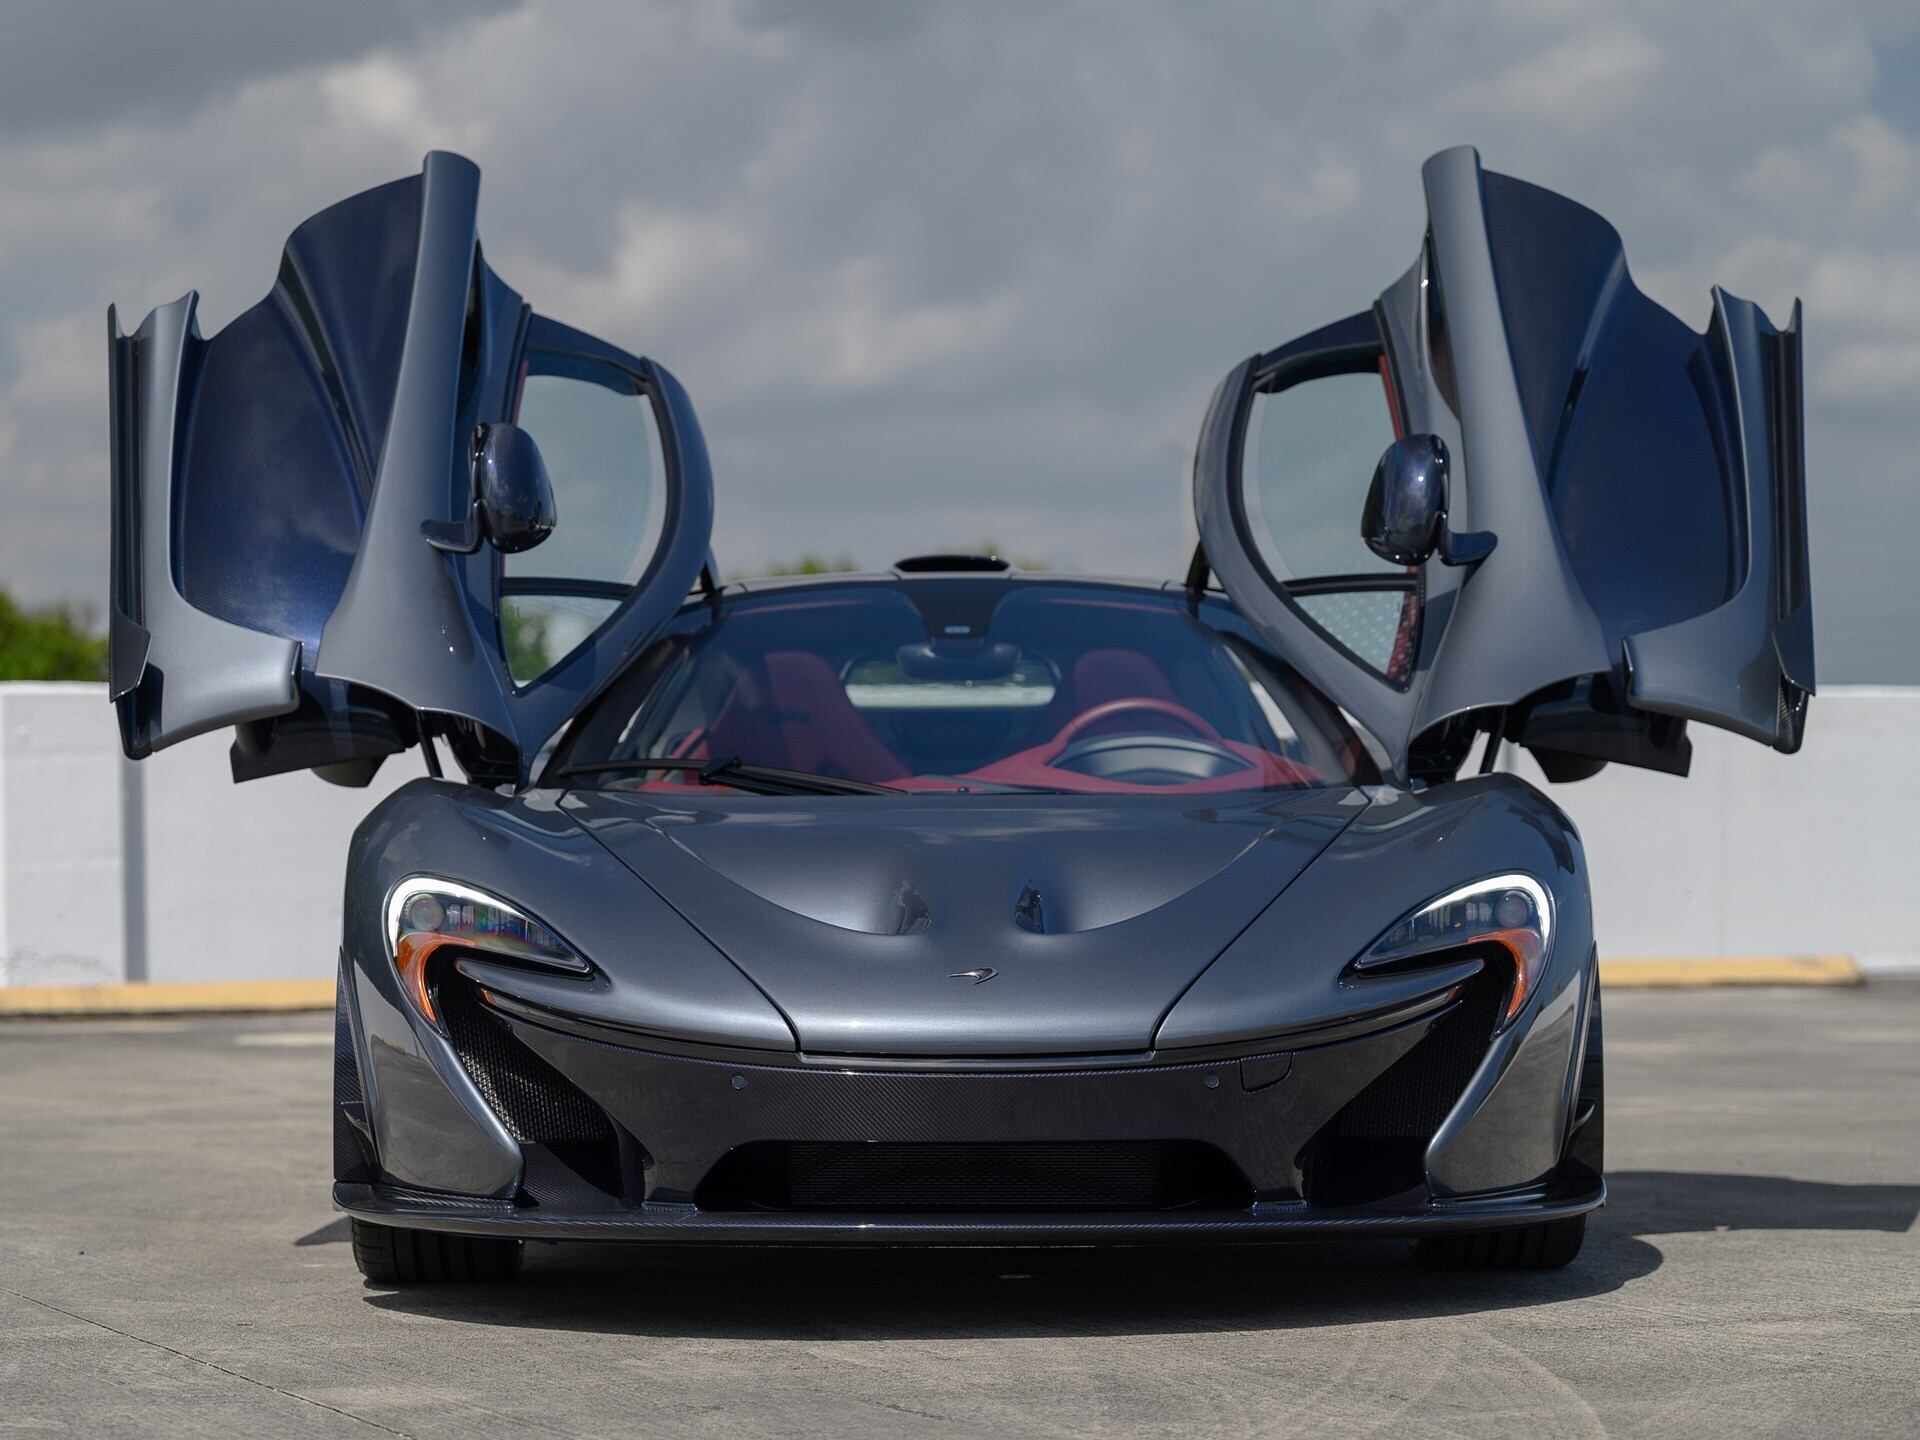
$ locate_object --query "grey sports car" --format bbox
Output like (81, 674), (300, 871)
(108, 147), (1812, 1282)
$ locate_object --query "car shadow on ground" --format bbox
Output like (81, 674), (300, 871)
(350, 1171), (1919, 1340)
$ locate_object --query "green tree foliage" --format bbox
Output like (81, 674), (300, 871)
(501, 599), (554, 683)
(738, 552), (860, 579)
(0, 590), (108, 681)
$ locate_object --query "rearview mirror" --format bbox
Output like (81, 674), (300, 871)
(895, 640), (1021, 681)
(1361, 434), (1449, 565)
(471, 422), (556, 554)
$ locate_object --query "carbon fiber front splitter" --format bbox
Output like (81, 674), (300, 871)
(334, 1180), (1604, 1246)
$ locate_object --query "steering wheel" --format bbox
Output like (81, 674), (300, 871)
(1050, 697), (1224, 749)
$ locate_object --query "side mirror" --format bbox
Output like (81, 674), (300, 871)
(471, 423), (556, 553)
(421, 423), (557, 555)
(1361, 434), (1495, 568)
(1361, 434), (1449, 565)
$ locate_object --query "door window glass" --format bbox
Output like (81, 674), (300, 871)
(1291, 590), (1411, 676)
(502, 593), (621, 684)
(1243, 367), (1401, 581)
(501, 355), (669, 685)
(1240, 362), (1417, 683)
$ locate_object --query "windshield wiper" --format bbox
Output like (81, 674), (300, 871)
(552, 756), (906, 797)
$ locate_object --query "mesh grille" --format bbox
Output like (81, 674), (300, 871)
(1294, 588), (1418, 683)
(333, 981), (361, 1108)
(1300, 965), (1505, 1206)
(794, 1142), (1160, 1209)
(332, 979), (374, 1184)
(700, 1141), (1253, 1213)
(440, 976), (614, 1147)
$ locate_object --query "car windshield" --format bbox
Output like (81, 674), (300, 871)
(553, 583), (1368, 795)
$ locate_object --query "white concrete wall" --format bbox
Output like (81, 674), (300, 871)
(136, 722), (428, 984)
(0, 685), (129, 985)
(1504, 687), (1920, 969)
(3, 681), (1916, 985)
(1, 683), (423, 986)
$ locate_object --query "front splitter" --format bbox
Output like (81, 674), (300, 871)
(335, 1180), (1604, 1246)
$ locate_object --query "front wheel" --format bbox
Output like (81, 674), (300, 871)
(1411, 1214), (1586, 1270)
(350, 1218), (523, 1283)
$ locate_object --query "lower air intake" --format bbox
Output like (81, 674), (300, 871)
(439, 975), (625, 1199)
(332, 977), (375, 1184)
(1299, 964), (1506, 1207)
(699, 1140), (1253, 1212)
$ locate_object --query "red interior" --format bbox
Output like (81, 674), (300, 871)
(615, 645), (1324, 795)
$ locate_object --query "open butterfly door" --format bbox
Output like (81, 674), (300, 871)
(1192, 146), (1812, 783)
(108, 152), (713, 786)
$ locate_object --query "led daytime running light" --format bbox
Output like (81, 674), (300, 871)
(1358, 873), (1553, 1030)
(384, 879), (580, 1028)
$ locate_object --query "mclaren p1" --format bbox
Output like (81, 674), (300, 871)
(107, 148), (1812, 1281)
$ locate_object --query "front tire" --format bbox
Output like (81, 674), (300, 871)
(1412, 1214), (1586, 1270)
(350, 1219), (523, 1283)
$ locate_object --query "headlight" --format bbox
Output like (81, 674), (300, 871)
(384, 878), (586, 1030)
(1355, 873), (1553, 1032)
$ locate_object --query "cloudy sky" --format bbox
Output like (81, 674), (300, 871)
(2, 0), (1916, 680)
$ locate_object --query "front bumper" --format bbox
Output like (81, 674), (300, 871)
(335, 957), (1602, 1244)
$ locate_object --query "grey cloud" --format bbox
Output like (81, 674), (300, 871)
(0, 0), (518, 135)
(0, 0), (1916, 684)
(734, 0), (932, 45)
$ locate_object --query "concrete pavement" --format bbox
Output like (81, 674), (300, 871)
(1, 984), (1915, 1437)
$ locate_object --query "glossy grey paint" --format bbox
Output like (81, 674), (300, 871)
(341, 778), (795, 1190)
(315, 152), (516, 741)
(312, 161), (720, 774)
(494, 340), (717, 774)
(351, 952), (520, 1198)
(95, 147), (1838, 1243)
(345, 781), (795, 1049)
(1428, 943), (1587, 1195)
(1157, 778), (1583, 1030)
(1195, 146), (1813, 780)
(1625, 290), (1812, 741)
(1155, 774), (1594, 1195)
(339, 737), (1596, 1202)
(107, 152), (716, 784)
(564, 789), (1361, 1055)
(106, 294), (301, 755)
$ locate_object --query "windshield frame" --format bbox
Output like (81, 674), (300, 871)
(538, 575), (1379, 795)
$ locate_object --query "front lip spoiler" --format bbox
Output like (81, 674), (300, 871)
(334, 1181), (1604, 1246)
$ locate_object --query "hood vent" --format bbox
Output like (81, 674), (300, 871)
(1013, 881), (1046, 934)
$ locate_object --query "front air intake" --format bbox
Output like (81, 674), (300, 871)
(332, 976), (375, 1184)
(439, 975), (625, 1199)
(1298, 965), (1506, 1207)
(698, 1140), (1253, 1212)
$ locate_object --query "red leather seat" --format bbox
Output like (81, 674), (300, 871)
(1063, 649), (1181, 738)
(759, 650), (910, 781)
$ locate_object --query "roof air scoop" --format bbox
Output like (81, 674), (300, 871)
(892, 554), (1011, 574)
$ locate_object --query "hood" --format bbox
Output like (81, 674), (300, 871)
(562, 789), (1363, 1055)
